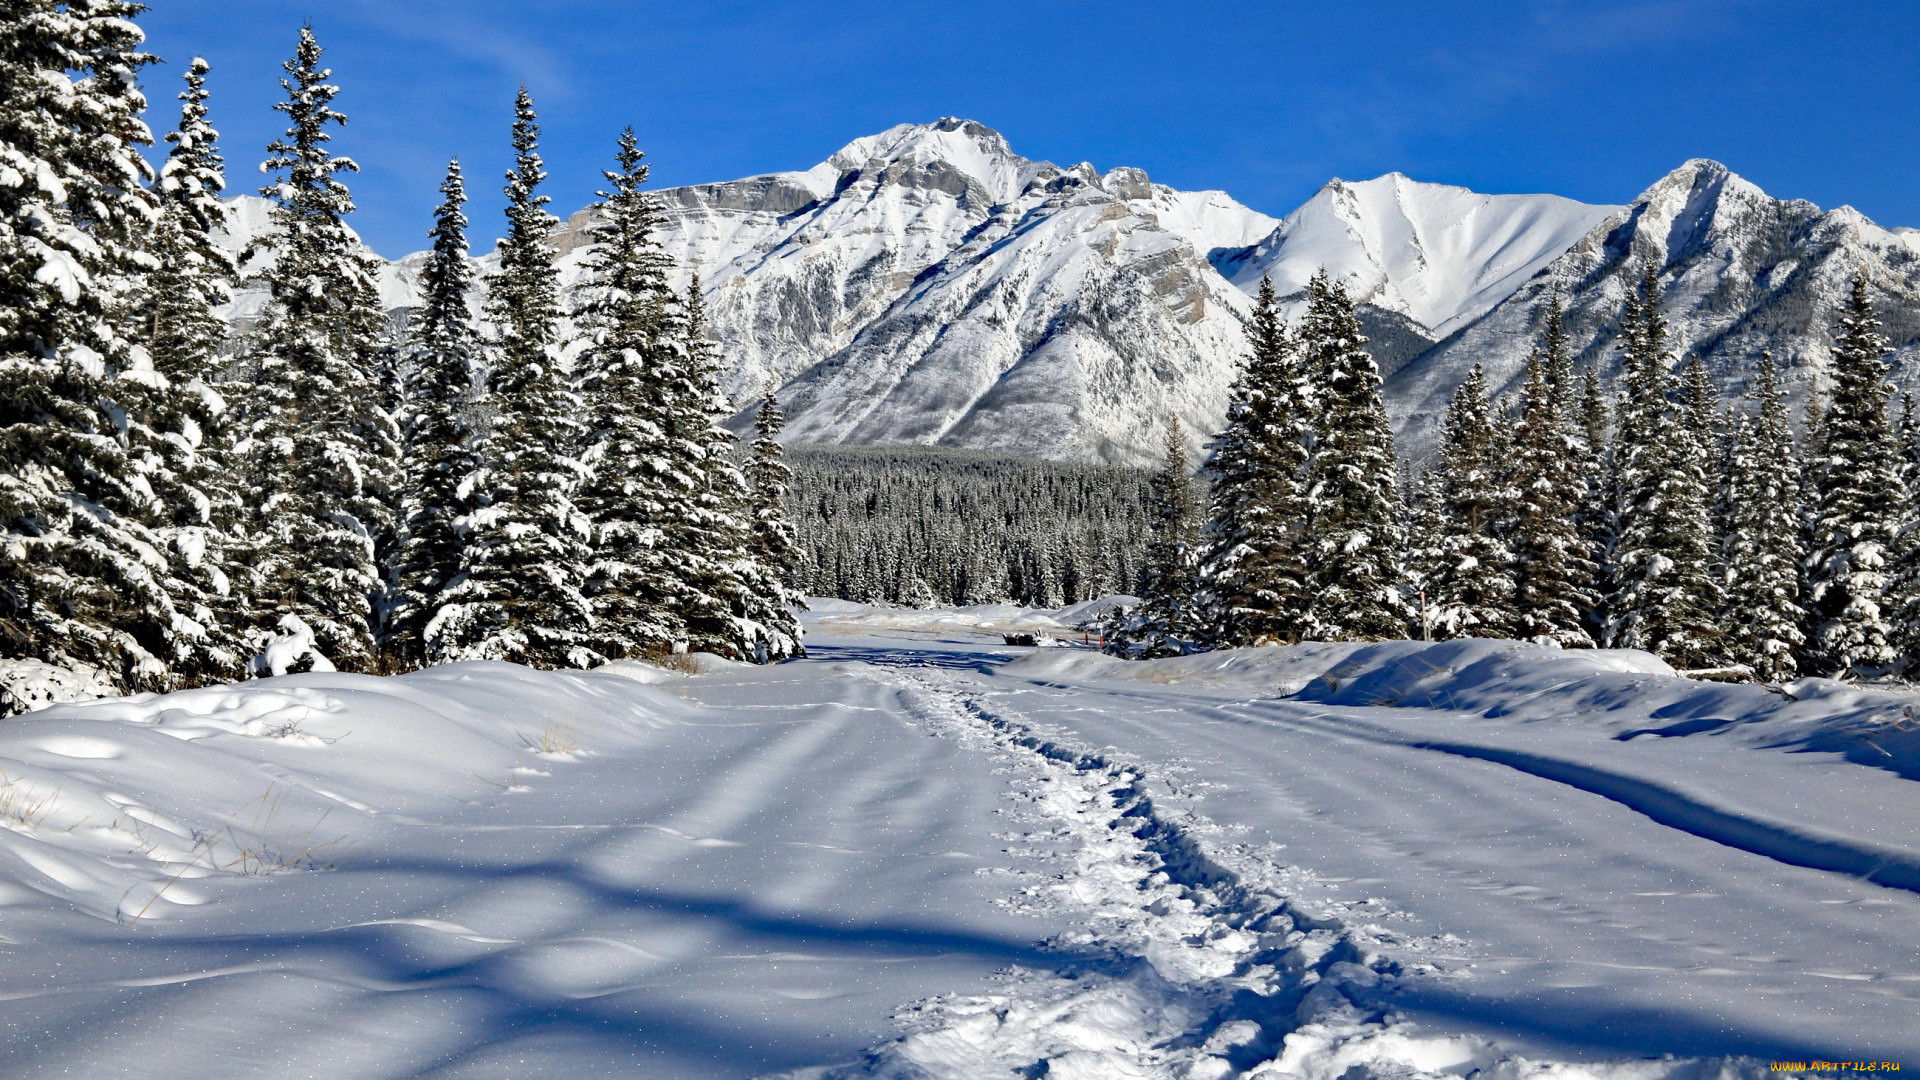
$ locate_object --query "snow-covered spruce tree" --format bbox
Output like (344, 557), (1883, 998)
(574, 128), (693, 660)
(1888, 396), (1920, 676)
(746, 387), (802, 591)
(1110, 413), (1200, 657)
(1504, 336), (1594, 647)
(1718, 354), (1805, 681)
(1600, 264), (1719, 666)
(386, 159), (482, 666)
(1801, 274), (1902, 679)
(0, 1), (202, 706)
(1572, 365), (1614, 634)
(1400, 465), (1444, 639)
(1421, 365), (1516, 638)
(430, 88), (593, 667)
(1538, 296), (1579, 421)
(674, 278), (803, 661)
(238, 27), (399, 672)
(1679, 354), (1727, 640)
(1194, 276), (1312, 646)
(132, 54), (252, 683)
(1296, 271), (1408, 640)
(145, 58), (233, 388)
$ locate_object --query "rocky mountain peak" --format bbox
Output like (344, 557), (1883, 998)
(818, 117), (1037, 205)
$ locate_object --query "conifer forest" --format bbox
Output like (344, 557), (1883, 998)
(2, 15), (804, 713)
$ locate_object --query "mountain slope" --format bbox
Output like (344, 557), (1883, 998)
(1216, 172), (1616, 338)
(1388, 159), (1920, 451)
(215, 122), (1918, 464)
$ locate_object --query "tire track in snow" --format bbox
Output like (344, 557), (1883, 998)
(771, 663), (1752, 1080)
(1015, 673), (1920, 900)
(1209, 702), (1920, 899)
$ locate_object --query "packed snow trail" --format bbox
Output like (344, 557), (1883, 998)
(788, 614), (1920, 1074)
(2, 612), (1917, 1078)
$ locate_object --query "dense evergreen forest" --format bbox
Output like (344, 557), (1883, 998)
(785, 446), (1163, 608)
(1, 13), (802, 714)
(1108, 269), (1920, 685)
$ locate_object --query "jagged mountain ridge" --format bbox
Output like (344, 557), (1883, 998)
(1216, 172), (1615, 340)
(1388, 159), (1920, 451)
(217, 120), (1920, 464)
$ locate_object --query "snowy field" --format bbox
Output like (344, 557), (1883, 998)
(0, 602), (1916, 1078)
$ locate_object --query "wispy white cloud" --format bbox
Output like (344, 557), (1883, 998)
(334, 0), (574, 97)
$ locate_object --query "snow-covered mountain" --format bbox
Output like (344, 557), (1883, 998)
(1216, 172), (1615, 340)
(218, 120), (1920, 463)
(1389, 159), (1920, 450)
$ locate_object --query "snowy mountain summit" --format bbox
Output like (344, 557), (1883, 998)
(1219, 172), (1615, 338)
(223, 120), (1920, 463)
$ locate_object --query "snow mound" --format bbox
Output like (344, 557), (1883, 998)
(0, 657), (117, 714)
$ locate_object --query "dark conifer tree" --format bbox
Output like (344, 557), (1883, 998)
(1195, 277), (1312, 645)
(1719, 355), (1805, 681)
(675, 278), (802, 661)
(239, 27), (399, 671)
(1539, 297), (1578, 420)
(1602, 263), (1718, 666)
(435, 88), (594, 667)
(1421, 365), (1515, 638)
(1679, 354), (1728, 644)
(388, 159), (482, 664)
(1802, 275), (1901, 678)
(1505, 337), (1594, 647)
(138, 54), (250, 682)
(1110, 414), (1200, 656)
(0, 0), (182, 704)
(575, 128), (690, 659)
(145, 57), (234, 388)
(746, 388), (802, 591)
(1296, 271), (1407, 640)
(1428, 365), (1512, 634)
(1887, 396), (1920, 676)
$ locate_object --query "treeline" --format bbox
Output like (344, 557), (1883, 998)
(785, 446), (1158, 607)
(1, 13), (802, 714)
(1115, 266), (1918, 684)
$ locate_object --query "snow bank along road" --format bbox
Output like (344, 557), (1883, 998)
(0, 608), (1916, 1078)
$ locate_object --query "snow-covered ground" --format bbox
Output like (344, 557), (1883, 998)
(1, 604), (1915, 1078)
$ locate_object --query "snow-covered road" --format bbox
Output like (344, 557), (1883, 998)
(1, 608), (1916, 1078)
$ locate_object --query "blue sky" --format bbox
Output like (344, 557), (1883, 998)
(139, 0), (1920, 258)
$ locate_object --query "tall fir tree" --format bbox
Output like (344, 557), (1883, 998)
(1420, 366), (1516, 638)
(1572, 365), (1614, 634)
(746, 387), (802, 592)
(1504, 335), (1595, 647)
(1111, 414), (1200, 657)
(674, 277), (802, 661)
(388, 159), (482, 665)
(0, 1), (203, 707)
(575, 128), (692, 659)
(434, 88), (594, 667)
(1679, 354), (1728, 644)
(237, 27), (399, 672)
(1602, 263), (1720, 667)
(1802, 275), (1902, 678)
(1195, 277), (1312, 646)
(1539, 297), (1579, 420)
(1718, 354), (1806, 681)
(1296, 271), (1408, 640)
(135, 54), (250, 683)
(1887, 395), (1920, 676)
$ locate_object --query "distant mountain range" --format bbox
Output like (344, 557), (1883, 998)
(217, 118), (1920, 464)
